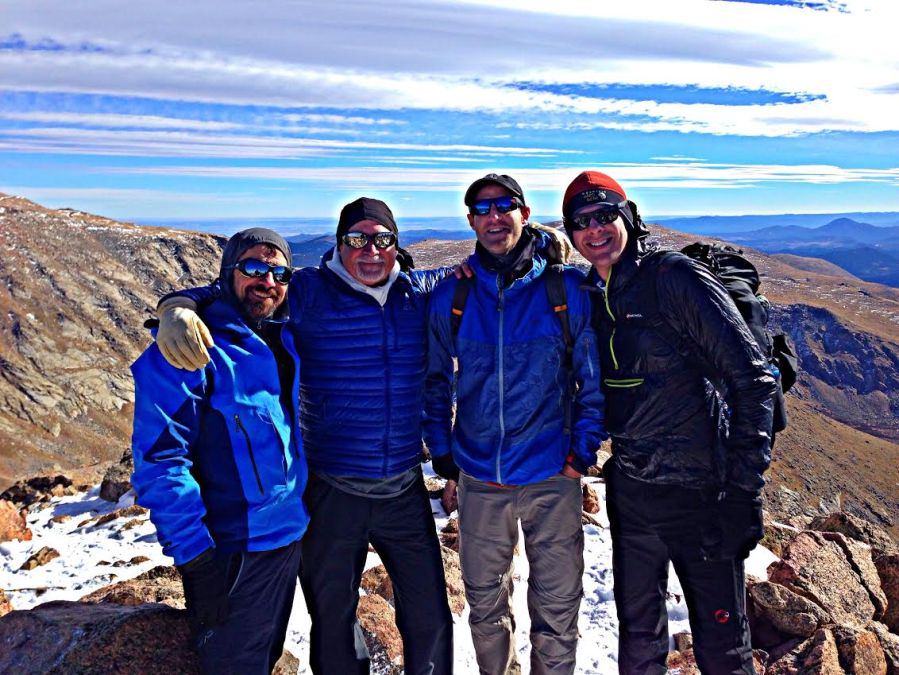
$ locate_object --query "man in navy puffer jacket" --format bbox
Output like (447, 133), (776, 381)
(424, 174), (607, 675)
(152, 199), (454, 675)
(131, 228), (309, 674)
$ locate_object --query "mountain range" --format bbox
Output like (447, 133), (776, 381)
(0, 193), (897, 540)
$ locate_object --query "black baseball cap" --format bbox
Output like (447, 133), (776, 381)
(464, 173), (526, 206)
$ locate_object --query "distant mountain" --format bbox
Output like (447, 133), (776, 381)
(718, 217), (899, 287)
(651, 212), (899, 234)
(286, 230), (474, 268)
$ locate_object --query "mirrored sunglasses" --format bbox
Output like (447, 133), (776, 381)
(230, 258), (293, 284)
(342, 231), (398, 250)
(469, 196), (522, 216)
(569, 203), (623, 230)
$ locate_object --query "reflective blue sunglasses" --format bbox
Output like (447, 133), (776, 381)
(229, 258), (292, 284)
(469, 196), (522, 216)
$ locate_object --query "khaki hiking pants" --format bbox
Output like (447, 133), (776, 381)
(458, 472), (585, 675)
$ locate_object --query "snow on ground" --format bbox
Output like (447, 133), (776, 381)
(0, 476), (778, 674)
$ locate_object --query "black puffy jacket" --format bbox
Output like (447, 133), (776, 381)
(587, 239), (777, 492)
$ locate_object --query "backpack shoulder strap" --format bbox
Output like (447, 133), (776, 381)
(450, 276), (473, 341)
(545, 264), (573, 369)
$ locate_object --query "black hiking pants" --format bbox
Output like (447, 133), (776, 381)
(605, 461), (758, 675)
(299, 472), (453, 675)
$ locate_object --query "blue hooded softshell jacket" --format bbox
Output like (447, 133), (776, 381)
(130, 298), (309, 566)
(423, 241), (607, 485)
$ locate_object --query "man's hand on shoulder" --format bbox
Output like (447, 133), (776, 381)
(530, 222), (573, 264)
(157, 296), (214, 371)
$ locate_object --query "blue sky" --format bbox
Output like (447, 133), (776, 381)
(1, 0), (897, 222)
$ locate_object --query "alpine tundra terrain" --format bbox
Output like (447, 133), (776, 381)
(0, 193), (897, 540)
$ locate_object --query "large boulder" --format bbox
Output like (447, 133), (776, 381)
(874, 552), (899, 633)
(768, 531), (879, 628)
(99, 450), (134, 502)
(749, 580), (831, 641)
(868, 621), (899, 675)
(80, 565), (185, 608)
(831, 625), (887, 674)
(820, 532), (889, 620)
(0, 499), (31, 542)
(0, 600), (198, 673)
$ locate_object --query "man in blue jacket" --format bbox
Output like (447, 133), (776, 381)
(424, 174), (606, 675)
(131, 228), (309, 674)
(152, 199), (454, 675)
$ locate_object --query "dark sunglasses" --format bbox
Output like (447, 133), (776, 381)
(568, 203), (623, 230)
(229, 258), (293, 284)
(469, 196), (522, 216)
(342, 231), (398, 250)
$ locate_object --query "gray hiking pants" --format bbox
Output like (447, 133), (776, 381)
(458, 472), (585, 675)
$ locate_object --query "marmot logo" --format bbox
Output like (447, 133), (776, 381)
(625, 313), (643, 319)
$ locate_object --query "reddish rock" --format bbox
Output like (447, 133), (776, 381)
(357, 594), (403, 674)
(820, 531), (888, 620)
(768, 531), (878, 628)
(868, 621), (899, 675)
(582, 482), (600, 514)
(80, 565), (185, 609)
(762, 520), (803, 559)
(0, 499), (31, 542)
(0, 600), (198, 673)
(440, 517), (459, 553)
(802, 628), (844, 675)
(831, 625), (887, 674)
(749, 580), (831, 639)
(441, 545), (466, 616)
(360, 564), (394, 603)
(666, 647), (699, 674)
(874, 552), (899, 633)
(19, 546), (60, 571)
(272, 649), (300, 675)
(0, 475), (75, 508)
(81, 504), (148, 528)
(0, 589), (12, 618)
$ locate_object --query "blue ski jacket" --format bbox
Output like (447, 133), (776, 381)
(424, 242), (607, 485)
(131, 298), (309, 566)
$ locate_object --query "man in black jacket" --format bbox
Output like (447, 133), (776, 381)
(563, 171), (777, 675)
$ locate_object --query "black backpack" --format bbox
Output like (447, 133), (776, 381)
(450, 264), (575, 433)
(680, 242), (798, 433)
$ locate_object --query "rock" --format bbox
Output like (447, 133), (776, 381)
(360, 564), (394, 603)
(440, 545), (466, 616)
(357, 594), (403, 674)
(99, 450), (134, 502)
(272, 649), (301, 675)
(666, 647), (699, 674)
(749, 580), (831, 640)
(0, 600), (198, 673)
(802, 628), (845, 675)
(440, 517), (459, 553)
(423, 477), (444, 499)
(672, 631), (693, 652)
(19, 546), (60, 571)
(440, 480), (458, 516)
(49, 514), (71, 524)
(768, 531), (878, 628)
(820, 531), (888, 621)
(0, 589), (12, 618)
(594, 448), (612, 475)
(0, 499), (31, 542)
(762, 520), (803, 559)
(0, 475), (74, 508)
(582, 482), (600, 514)
(831, 625), (887, 675)
(79, 565), (185, 609)
(767, 635), (814, 674)
(811, 511), (897, 556)
(867, 621), (899, 675)
(874, 553), (899, 633)
(80, 504), (149, 529)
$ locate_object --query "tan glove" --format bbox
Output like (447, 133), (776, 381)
(530, 222), (573, 264)
(156, 296), (213, 371)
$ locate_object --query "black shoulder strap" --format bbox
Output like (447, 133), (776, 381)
(450, 276), (473, 341)
(545, 264), (573, 370)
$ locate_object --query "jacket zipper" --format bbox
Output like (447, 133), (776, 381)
(234, 414), (264, 496)
(602, 267), (619, 370)
(381, 305), (391, 475)
(495, 278), (506, 484)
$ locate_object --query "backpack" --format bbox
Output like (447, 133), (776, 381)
(450, 264), (575, 433)
(680, 242), (798, 433)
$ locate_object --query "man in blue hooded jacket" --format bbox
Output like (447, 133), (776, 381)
(424, 174), (606, 675)
(131, 228), (309, 674)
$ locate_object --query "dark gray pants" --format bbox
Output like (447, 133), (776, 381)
(190, 540), (302, 675)
(458, 472), (584, 675)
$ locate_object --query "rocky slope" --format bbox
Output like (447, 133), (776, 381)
(0, 194), (224, 488)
